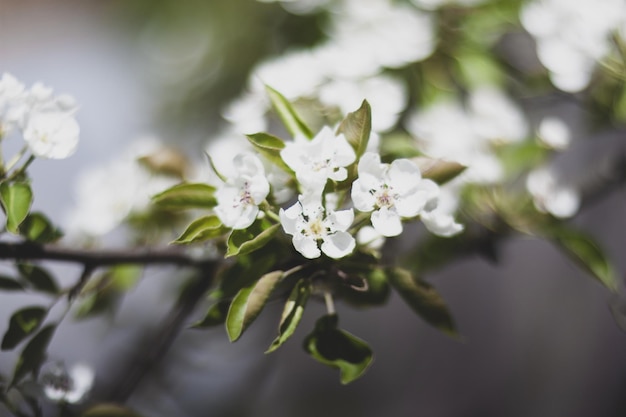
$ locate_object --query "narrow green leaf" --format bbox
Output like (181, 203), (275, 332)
(190, 300), (231, 328)
(204, 152), (228, 183)
(414, 157), (466, 185)
(172, 215), (226, 244)
(19, 212), (63, 243)
(10, 324), (56, 387)
(152, 183), (217, 210)
(387, 267), (458, 338)
(336, 100), (371, 158)
(548, 227), (618, 292)
(265, 85), (313, 139)
(1, 306), (47, 350)
(0, 182), (32, 234)
(226, 221), (280, 258)
(81, 404), (144, 417)
(0, 275), (25, 291)
(17, 263), (59, 295)
(226, 270), (283, 342)
(267, 278), (311, 353)
(246, 133), (292, 172)
(303, 314), (373, 384)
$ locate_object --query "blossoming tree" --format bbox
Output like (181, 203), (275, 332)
(1, 0), (626, 415)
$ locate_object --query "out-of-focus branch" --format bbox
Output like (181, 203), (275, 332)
(0, 241), (219, 269)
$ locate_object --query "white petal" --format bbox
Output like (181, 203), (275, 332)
(395, 179), (439, 217)
(327, 208), (354, 232)
(321, 231), (356, 259)
(279, 205), (301, 235)
(350, 179), (376, 212)
(248, 175), (270, 203)
(358, 152), (385, 180)
(388, 158), (421, 195)
(371, 207), (403, 237)
(231, 205), (258, 230)
(421, 210), (464, 237)
(293, 235), (321, 259)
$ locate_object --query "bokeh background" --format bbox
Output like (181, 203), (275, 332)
(2, 0), (626, 416)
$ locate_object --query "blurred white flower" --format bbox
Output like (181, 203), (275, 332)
(280, 126), (356, 192)
(280, 192), (355, 259)
(521, 0), (625, 92)
(351, 152), (439, 237)
(526, 166), (580, 218)
(23, 110), (79, 159)
(318, 74), (407, 132)
(0, 73), (80, 158)
(537, 116), (571, 149)
(41, 363), (94, 404)
(356, 225), (386, 250)
(64, 137), (181, 238)
(410, 0), (486, 10)
(407, 87), (528, 184)
(468, 86), (528, 144)
(215, 153), (270, 229)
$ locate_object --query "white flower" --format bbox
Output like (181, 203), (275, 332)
(356, 225), (385, 250)
(419, 184), (464, 237)
(537, 116), (571, 149)
(280, 126), (356, 192)
(351, 152), (439, 237)
(280, 192), (355, 259)
(41, 363), (94, 404)
(23, 110), (79, 159)
(526, 166), (580, 218)
(215, 153), (270, 230)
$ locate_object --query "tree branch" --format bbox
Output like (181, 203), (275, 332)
(0, 241), (219, 269)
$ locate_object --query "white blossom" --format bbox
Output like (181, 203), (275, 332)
(23, 110), (79, 159)
(537, 116), (571, 149)
(280, 192), (355, 259)
(356, 225), (385, 250)
(215, 153), (270, 229)
(520, 0), (625, 92)
(351, 152), (439, 237)
(526, 166), (580, 218)
(280, 126), (356, 192)
(41, 363), (94, 404)
(64, 137), (181, 239)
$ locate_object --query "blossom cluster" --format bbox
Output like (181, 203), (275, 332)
(213, 124), (463, 260)
(0, 72), (79, 160)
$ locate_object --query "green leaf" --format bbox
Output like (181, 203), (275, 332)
(336, 100), (371, 158)
(17, 263), (59, 295)
(0, 182), (33, 234)
(190, 300), (231, 328)
(204, 152), (228, 183)
(10, 324), (56, 387)
(548, 227), (618, 292)
(81, 404), (144, 417)
(303, 314), (373, 384)
(0, 275), (25, 291)
(172, 215), (226, 244)
(226, 270), (283, 341)
(379, 133), (422, 159)
(267, 278), (311, 353)
(387, 267), (458, 338)
(1, 306), (47, 350)
(226, 220), (280, 258)
(265, 85), (313, 139)
(152, 183), (217, 210)
(414, 157), (466, 185)
(19, 212), (63, 243)
(246, 133), (292, 172)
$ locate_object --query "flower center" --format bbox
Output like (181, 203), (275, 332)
(374, 185), (396, 208)
(236, 181), (253, 207)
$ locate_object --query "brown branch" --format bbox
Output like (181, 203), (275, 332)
(0, 241), (219, 269)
